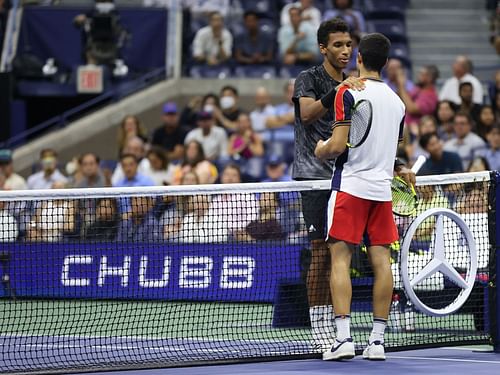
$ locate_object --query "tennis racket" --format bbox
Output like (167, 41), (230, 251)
(346, 99), (373, 148)
(391, 155), (426, 217)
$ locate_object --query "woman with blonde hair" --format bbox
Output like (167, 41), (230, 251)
(117, 115), (148, 155)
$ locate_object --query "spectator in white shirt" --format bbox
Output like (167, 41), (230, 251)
(0, 149), (27, 190)
(184, 111), (228, 160)
(111, 137), (152, 186)
(192, 11), (233, 66)
(280, 0), (322, 30)
(250, 87), (275, 133)
(439, 55), (484, 105)
(0, 200), (18, 242)
(27, 149), (68, 190)
(443, 111), (486, 170)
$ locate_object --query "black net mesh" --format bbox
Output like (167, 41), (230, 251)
(0, 175), (495, 373)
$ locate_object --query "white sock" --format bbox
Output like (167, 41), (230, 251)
(335, 315), (351, 341)
(369, 318), (387, 344)
(310, 306), (332, 342)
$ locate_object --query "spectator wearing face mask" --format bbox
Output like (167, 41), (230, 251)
(27, 149), (68, 190)
(211, 86), (244, 131)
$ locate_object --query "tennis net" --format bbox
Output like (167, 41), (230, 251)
(0, 171), (498, 373)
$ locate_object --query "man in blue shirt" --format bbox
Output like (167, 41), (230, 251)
(476, 125), (500, 171)
(418, 132), (463, 175)
(113, 154), (155, 187)
(234, 11), (274, 65)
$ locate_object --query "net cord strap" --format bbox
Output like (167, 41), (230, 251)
(491, 171), (500, 352)
(0, 171), (491, 201)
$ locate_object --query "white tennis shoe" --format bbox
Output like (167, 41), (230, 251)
(322, 338), (355, 360)
(362, 340), (386, 360)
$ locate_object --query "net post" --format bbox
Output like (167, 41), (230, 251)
(490, 171), (500, 352)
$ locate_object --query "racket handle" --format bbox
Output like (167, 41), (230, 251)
(411, 155), (426, 173)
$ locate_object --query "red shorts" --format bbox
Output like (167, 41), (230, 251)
(327, 190), (398, 246)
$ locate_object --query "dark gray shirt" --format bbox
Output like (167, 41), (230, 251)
(292, 64), (342, 179)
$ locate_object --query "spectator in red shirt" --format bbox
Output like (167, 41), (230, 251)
(396, 65), (439, 136)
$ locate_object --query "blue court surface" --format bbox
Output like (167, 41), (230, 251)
(74, 347), (499, 375)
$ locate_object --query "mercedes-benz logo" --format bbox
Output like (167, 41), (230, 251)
(401, 208), (478, 317)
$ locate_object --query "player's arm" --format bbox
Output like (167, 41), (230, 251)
(314, 87), (353, 159)
(298, 77), (365, 126)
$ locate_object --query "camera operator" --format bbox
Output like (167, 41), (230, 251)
(73, 0), (127, 67)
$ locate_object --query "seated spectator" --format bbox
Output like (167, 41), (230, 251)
(75, 152), (106, 188)
(184, 111), (228, 160)
(406, 116), (437, 164)
(489, 70), (500, 107)
(151, 102), (187, 162)
(439, 55), (484, 105)
(455, 182), (488, 214)
(117, 115), (148, 156)
(384, 58), (414, 94)
(250, 87), (275, 132)
(322, 0), (366, 35)
(228, 113), (264, 160)
(113, 153), (155, 187)
(147, 147), (175, 186)
(476, 125), (500, 171)
(185, 0), (236, 21)
(172, 140), (218, 185)
(457, 82), (482, 125)
(234, 11), (274, 65)
(396, 65), (439, 134)
(280, 0), (322, 30)
(83, 198), (118, 241)
(262, 156), (292, 183)
(467, 156), (490, 172)
(27, 149), (68, 190)
(26, 181), (76, 242)
(0, 149), (27, 190)
(179, 95), (203, 131)
(265, 80), (295, 130)
(117, 196), (163, 242)
(241, 192), (286, 241)
(163, 171), (200, 241)
(418, 132), (463, 175)
(111, 137), (152, 186)
(0, 200), (18, 242)
(278, 6), (318, 66)
(200, 93), (220, 114)
(476, 105), (497, 141)
(192, 11), (233, 66)
(435, 100), (457, 142)
(208, 164), (258, 240)
(444, 112), (486, 170)
(212, 86), (243, 131)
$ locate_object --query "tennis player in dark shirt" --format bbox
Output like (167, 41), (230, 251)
(293, 17), (364, 352)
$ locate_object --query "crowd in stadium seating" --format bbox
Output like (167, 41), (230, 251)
(0, 0), (499, 244)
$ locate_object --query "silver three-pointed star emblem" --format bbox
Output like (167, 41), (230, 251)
(401, 208), (478, 317)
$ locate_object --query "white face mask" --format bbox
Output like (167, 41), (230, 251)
(220, 96), (235, 110)
(203, 104), (215, 113)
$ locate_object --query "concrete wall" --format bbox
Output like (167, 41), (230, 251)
(13, 78), (290, 177)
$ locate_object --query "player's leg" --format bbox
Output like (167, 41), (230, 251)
(363, 201), (399, 360)
(323, 191), (367, 361)
(300, 190), (335, 352)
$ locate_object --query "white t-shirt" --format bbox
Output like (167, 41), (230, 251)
(4, 173), (27, 190)
(184, 127), (228, 160)
(331, 79), (406, 201)
(439, 73), (484, 105)
(280, 2), (322, 30)
(192, 26), (233, 61)
(0, 210), (18, 242)
(250, 104), (275, 132)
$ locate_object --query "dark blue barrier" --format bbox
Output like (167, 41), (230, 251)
(0, 243), (302, 303)
(18, 7), (167, 72)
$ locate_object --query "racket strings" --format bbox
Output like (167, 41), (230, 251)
(349, 101), (372, 147)
(392, 178), (417, 216)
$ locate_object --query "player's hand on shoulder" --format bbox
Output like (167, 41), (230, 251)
(337, 77), (365, 91)
(394, 165), (416, 188)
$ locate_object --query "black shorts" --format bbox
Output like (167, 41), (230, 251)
(300, 189), (331, 242)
